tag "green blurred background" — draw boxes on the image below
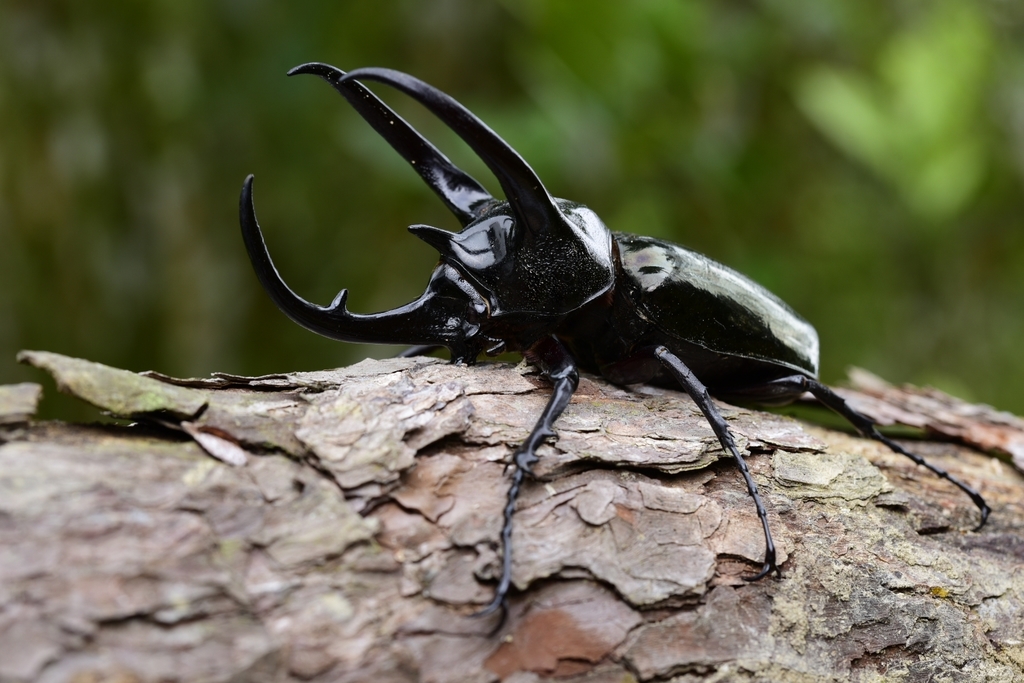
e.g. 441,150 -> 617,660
2,0 -> 1023,420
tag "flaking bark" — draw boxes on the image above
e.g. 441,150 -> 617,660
2,351 -> 1023,682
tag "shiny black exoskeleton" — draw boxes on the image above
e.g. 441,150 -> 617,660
240,63 -> 990,619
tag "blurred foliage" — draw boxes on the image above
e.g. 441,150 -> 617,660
795,0 -> 992,221
1,0 -> 1023,421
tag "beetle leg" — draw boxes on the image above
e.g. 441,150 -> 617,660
654,346 -> 780,581
763,375 -> 990,530
475,336 -> 579,620
397,345 -> 444,358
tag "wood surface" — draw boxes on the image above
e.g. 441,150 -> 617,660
2,351 -> 1023,682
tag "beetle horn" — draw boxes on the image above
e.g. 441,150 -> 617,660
407,224 -> 456,258
336,67 -> 570,244
240,175 -> 468,348
288,62 -> 493,227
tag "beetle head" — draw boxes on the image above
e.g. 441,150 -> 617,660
240,64 -> 614,359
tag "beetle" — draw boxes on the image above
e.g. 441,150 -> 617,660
240,63 -> 990,617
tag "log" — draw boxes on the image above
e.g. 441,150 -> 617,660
1,351 -> 1023,682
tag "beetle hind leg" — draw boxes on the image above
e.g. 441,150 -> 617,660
764,374 -> 990,530
654,346 -> 780,581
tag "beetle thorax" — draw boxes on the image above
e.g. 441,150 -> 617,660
412,200 -> 616,317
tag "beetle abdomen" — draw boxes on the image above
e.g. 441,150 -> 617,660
616,233 -> 820,378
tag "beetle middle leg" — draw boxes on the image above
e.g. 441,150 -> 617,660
654,346 -> 780,581
760,374 -> 990,529
475,336 -> 580,619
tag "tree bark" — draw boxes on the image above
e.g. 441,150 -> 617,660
2,351 -> 1023,682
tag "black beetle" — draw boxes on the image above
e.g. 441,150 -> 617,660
240,63 -> 990,617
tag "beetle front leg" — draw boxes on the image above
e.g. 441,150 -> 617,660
654,346 -> 780,581
475,336 -> 579,620
764,375 -> 990,530
397,344 -> 444,358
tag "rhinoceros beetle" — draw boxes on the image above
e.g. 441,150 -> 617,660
240,63 -> 990,617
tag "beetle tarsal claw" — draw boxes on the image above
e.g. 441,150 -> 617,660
975,501 -> 991,530
743,551 -> 780,582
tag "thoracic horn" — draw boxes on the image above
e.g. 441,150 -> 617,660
287,62 -> 494,227
335,67 -> 576,246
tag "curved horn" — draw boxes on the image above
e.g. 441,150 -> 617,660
337,67 -> 567,243
240,175 -> 468,347
288,62 -> 493,227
